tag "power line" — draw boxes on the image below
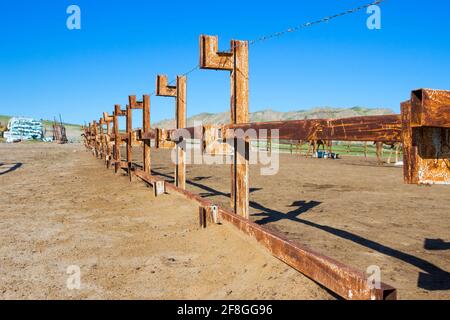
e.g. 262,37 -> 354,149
152,0 -> 385,94
249,0 -> 385,45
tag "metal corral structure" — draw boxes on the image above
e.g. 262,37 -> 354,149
82,35 -> 450,300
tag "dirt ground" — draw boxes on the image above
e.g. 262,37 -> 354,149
145,145 -> 450,300
0,143 -> 332,300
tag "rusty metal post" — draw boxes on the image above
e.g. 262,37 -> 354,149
103,112 -> 113,169
199,35 -> 249,218
92,120 -> 99,158
156,74 -> 187,189
127,96 -> 134,181
401,89 -> 450,184
113,104 -> 122,174
142,94 -> 151,174
176,76 -> 187,189
99,117 -> 105,161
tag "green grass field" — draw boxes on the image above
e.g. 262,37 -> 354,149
253,141 -> 402,158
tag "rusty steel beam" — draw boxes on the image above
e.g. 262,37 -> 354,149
131,101 -> 143,110
134,169 -> 166,197
156,74 -> 187,189
92,120 -> 99,158
156,128 -> 176,149
136,129 -> 157,141
402,89 -> 450,185
113,104 -> 124,174
200,35 -> 249,219
133,170 -> 396,300
175,76 -> 187,189
126,96 -> 134,181
99,117 -> 105,160
103,112 -> 113,169
156,75 -> 177,97
142,95 -> 151,174
167,115 -> 403,144
223,115 -> 402,143
410,88 -> 450,128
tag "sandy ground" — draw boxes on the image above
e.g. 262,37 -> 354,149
0,143 -> 332,300
144,145 -> 450,300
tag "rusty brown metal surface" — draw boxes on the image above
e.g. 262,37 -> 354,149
201,125 -> 232,155
401,101 -> 417,184
156,74 -> 187,189
199,35 -> 233,71
86,55 -> 449,301
126,96 -> 134,180
142,95 -> 151,174
113,104 -> 123,174
156,75 -> 177,97
175,76 -> 187,189
131,170 -> 397,300
137,129 -> 157,141
222,115 -> 402,143
156,128 -> 176,149
411,89 -> 450,128
402,90 -> 450,184
103,112 -> 113,169
199,35 -> 249,219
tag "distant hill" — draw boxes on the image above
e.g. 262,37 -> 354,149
153,107 -> 395,129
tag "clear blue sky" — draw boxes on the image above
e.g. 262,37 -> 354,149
1,0 -> 449,126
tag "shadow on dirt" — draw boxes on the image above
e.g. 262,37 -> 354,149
0,162 -> 22,176
150,168 -> 450,292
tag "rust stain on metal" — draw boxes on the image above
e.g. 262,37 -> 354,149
199,35 -> 249,218
411,89 -> 450,128
156,75 -> 177,97
403,89 -> 450,184
223,115 -> 402,143
142,94 -> 151,174
139,176 -> 396,300
156,74 -> 187,189
113,104 -> 124,174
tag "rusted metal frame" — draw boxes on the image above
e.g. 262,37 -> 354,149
401,100 -> 416,183
167,115 -> 403,144
126,96 -> 135,181
113,104 -> 125,174
86,122 -> 93,152
142,95 -> 152,174
132,170 -> 396,300
92,120 -> 100,158
136,129 -> 157,141
201,125 -> 232,155
199,34 -> 249,219
402,89 -> 450,185
155,128 -> 176,149
99,117 -> 106,162
90,122 -> 95,152
222,115 -> 403,143
131,101 -> 143,110
103,112 -> 114,169
175,76 -> 187,189
134,169 -> 166,197
155,74 -> 187,189
156,75 -> 177,97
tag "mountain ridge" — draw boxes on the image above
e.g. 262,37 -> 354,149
153,106 -> 395,129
